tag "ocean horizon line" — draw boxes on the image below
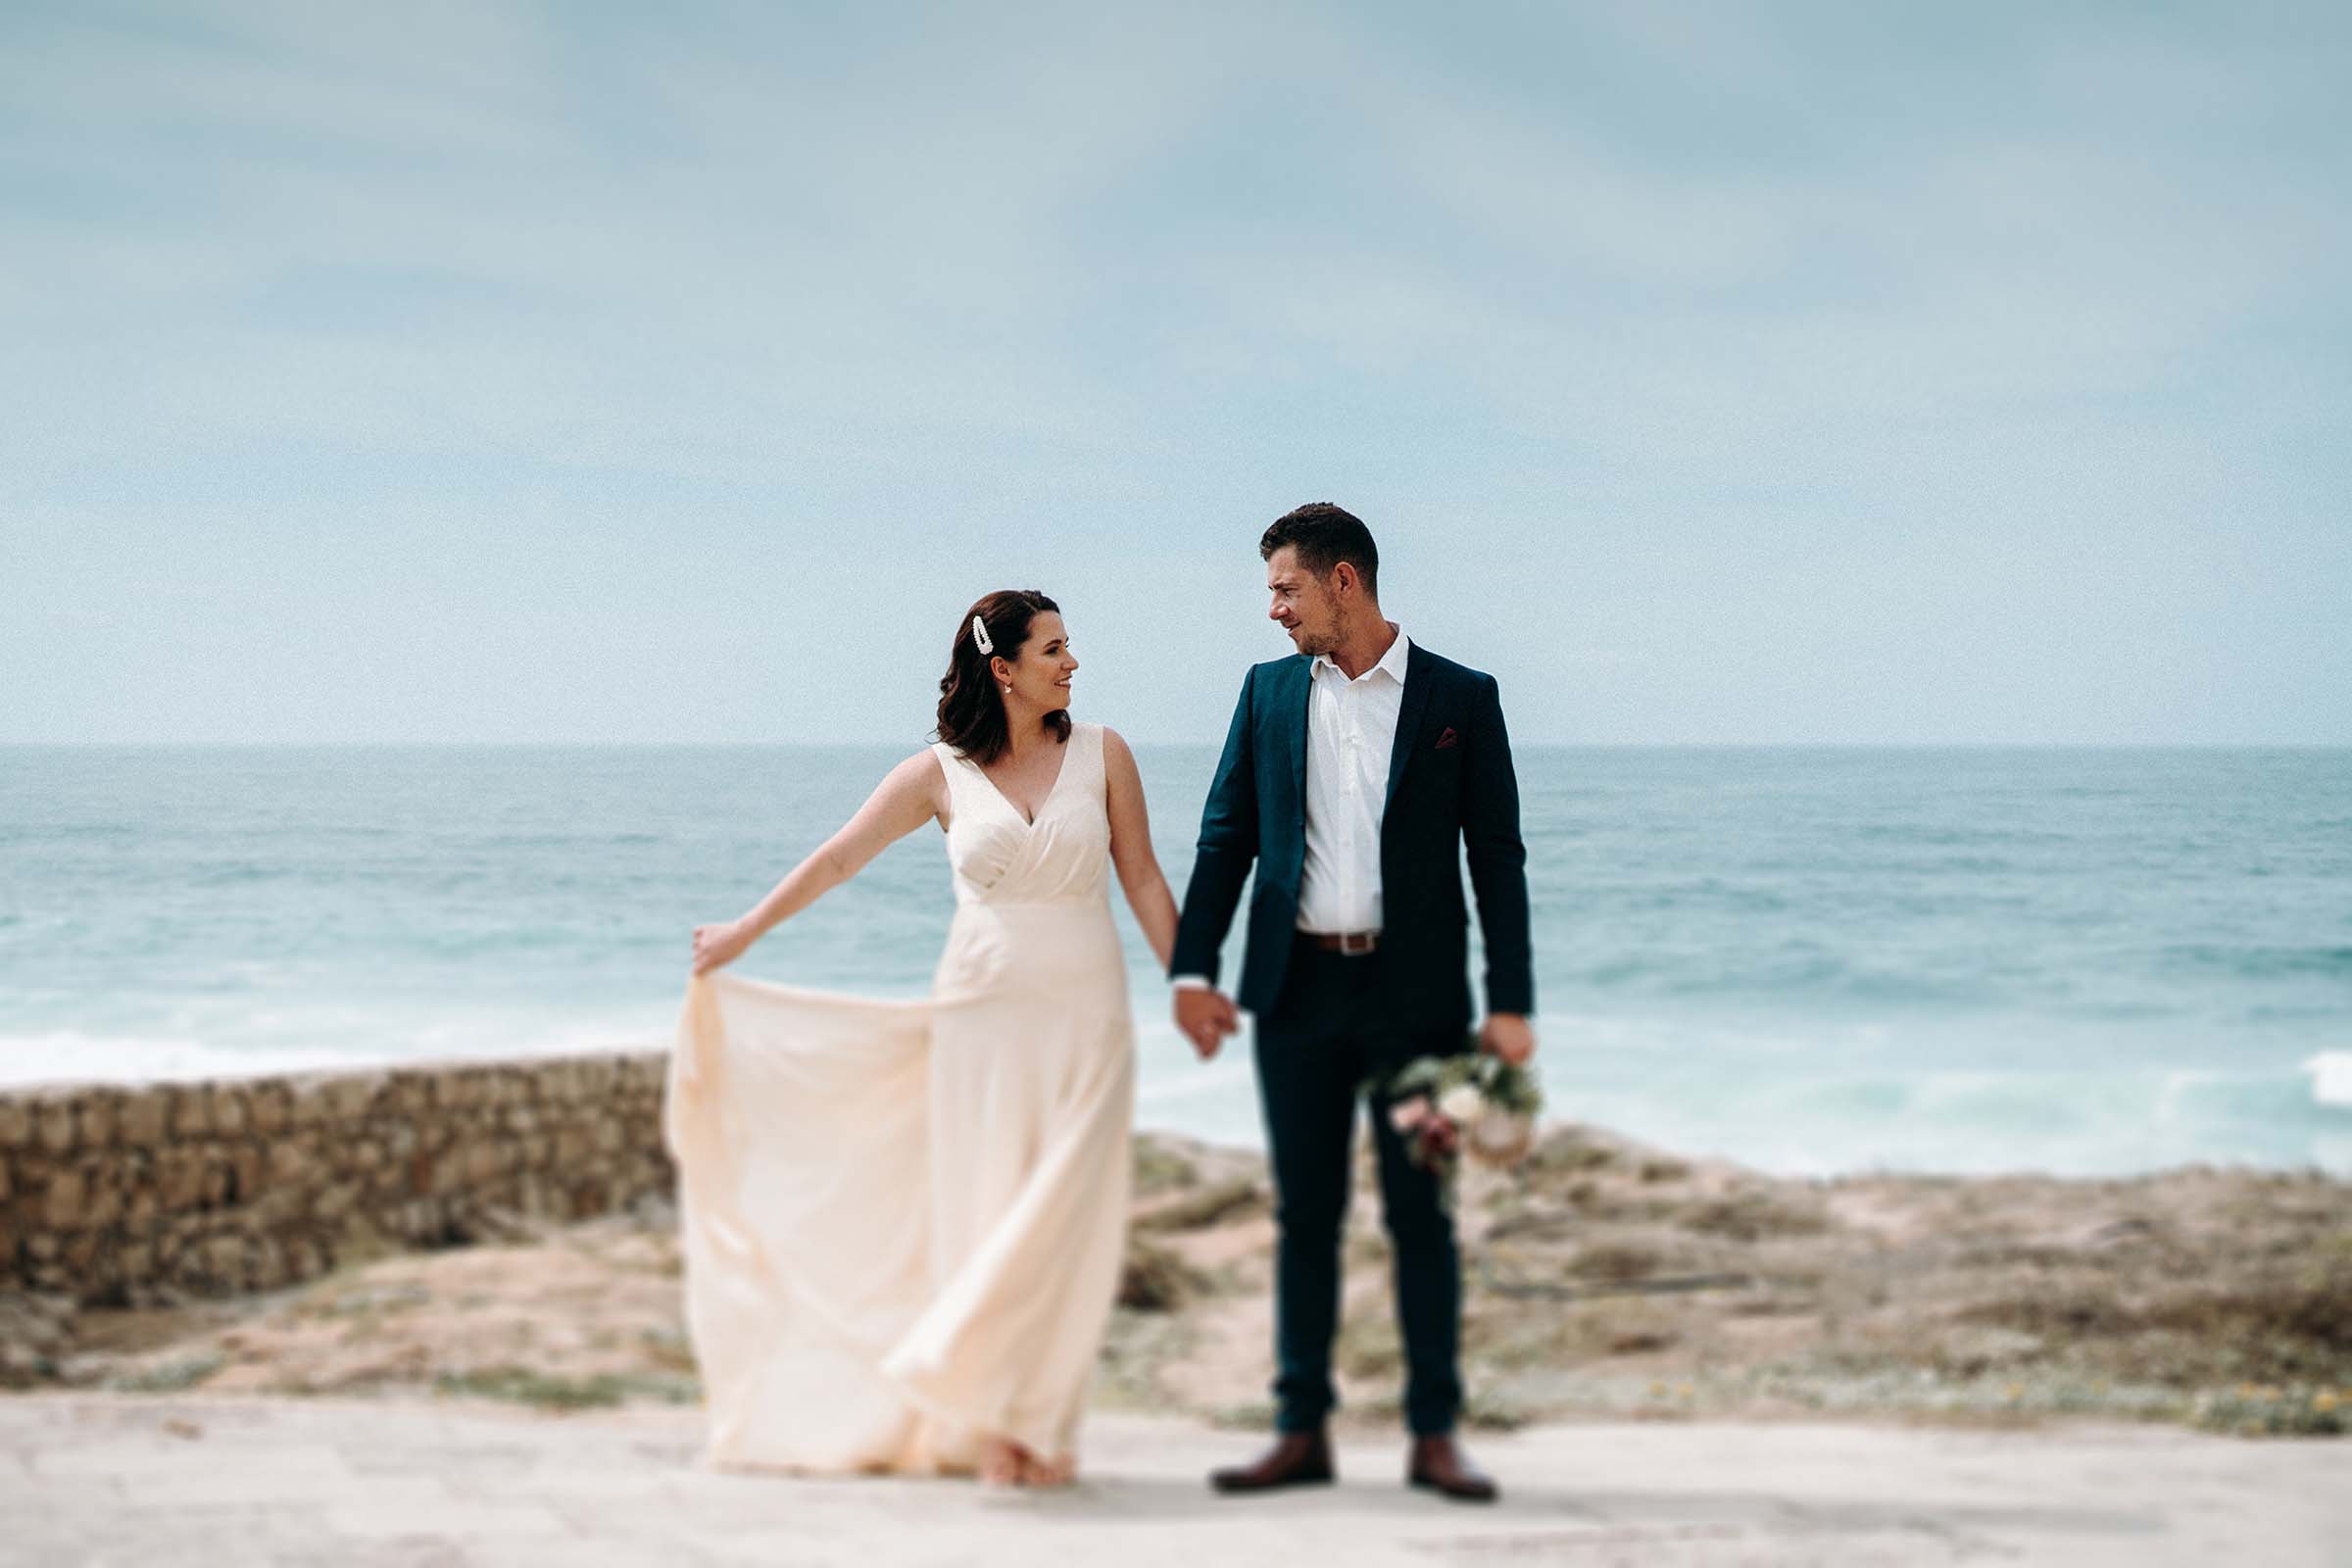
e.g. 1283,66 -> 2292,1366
7,739 -> 2349,753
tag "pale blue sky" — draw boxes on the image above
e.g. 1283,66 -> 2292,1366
3,1 -> 2346,745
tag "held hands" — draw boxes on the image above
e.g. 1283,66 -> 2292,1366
1479,1012 -> 1537,1066
1174,987 -> 1242,1060
690,918 -> 755,976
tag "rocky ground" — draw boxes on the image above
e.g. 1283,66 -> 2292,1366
6,1125 -> 2347,1440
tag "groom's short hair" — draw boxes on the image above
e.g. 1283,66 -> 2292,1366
1261,503 -> 1379,598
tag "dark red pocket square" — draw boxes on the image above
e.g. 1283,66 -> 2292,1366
1436,727 -> 1458,750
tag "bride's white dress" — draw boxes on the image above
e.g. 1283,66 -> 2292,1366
662,720 -> 1136,1474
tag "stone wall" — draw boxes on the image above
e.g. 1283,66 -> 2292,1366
0,1052 -> 675,1309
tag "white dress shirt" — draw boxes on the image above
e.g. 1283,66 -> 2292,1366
1175,626 -> 1410,992
1296,626 -> 1409,933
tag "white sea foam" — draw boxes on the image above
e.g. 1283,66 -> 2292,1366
0,1031 -> 358,1089
2304,1052 -> 2352,1109
0,1025 -> 668,1091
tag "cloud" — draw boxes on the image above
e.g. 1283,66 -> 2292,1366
1,0 -> 2345,742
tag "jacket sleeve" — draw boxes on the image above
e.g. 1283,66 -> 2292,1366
1462,672 -> 1534,1015
1169,665 -> 1260,985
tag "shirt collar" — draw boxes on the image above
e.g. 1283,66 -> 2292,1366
1313,626 -> 1411,686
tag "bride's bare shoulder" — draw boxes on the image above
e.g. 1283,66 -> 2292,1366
882,746 -> 953,797
1097,723 -> 1140,776
879,747 -> 954,828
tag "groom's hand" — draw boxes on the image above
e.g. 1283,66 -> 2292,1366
1480,1012 -> 1537,1066
1174,987 -> 1240,1060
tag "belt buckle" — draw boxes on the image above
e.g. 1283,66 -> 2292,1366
1338,930 -> 1376,956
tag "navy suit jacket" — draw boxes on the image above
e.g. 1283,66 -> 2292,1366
1170,641 -> 1534,1031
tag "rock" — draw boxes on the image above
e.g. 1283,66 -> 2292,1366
118,1087 -> 169,1145
288,1078 -> 337,1130
43,1165 -> 86,1228
50,1353 -> 108,1387
78,1093 -> 120,1148
0,1289 -> 77,1386
1136,1177 -> 1268,1234
77,1162 -> 122,1230
35,1099 -> 77,1156
202,1233 -> 244,1283
316,1182 -> 356,1222
169,1087 -> 212,1139
159,1148 -> 206,1209
231,1145 -> 265,1202
0,1343 -> 55,1386
326,1073 -> 387,1122
1935,1326 -> 2048,1378
1118,1238 -> 1211,1312
271,1136 -> 320,1186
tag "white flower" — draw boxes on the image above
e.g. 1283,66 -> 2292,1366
1438,1084 -> 1485,1124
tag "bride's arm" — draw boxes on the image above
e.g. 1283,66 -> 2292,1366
1103,727 -> 1180,972
690,750 -> 947,974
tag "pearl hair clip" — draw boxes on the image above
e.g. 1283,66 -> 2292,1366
970,614 -> 995,655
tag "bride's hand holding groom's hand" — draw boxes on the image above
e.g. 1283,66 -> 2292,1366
1480,1012 -> 1536,1066
690,918 -> 755,976
1174,987 -> 1241,1060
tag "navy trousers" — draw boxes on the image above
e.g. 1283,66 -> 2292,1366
1251,935 -> 1463,1436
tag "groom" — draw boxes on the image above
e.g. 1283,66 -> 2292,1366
1171,503 -> 1535,1503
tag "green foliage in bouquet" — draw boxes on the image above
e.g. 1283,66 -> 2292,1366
1383,1032 -> 1545,1118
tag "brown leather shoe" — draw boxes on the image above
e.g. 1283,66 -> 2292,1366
1408,1434 -> 1497,1502
1208,1430 -> 1335,1494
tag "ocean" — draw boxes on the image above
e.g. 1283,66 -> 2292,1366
2,744 -> 2346,1177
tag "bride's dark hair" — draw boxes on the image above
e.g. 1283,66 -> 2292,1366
936,590 -> 1070,764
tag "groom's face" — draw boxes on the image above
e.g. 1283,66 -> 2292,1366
1265,546 -> 1339,657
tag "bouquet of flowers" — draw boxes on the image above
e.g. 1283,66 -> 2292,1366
1382,1035 -> 1544,1182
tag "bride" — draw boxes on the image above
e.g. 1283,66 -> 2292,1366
667,589 -> 1180,1490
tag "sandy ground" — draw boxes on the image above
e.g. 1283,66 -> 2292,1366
12,1124 -> 2344,1441
8,1123 -> 2347,1563
4,1391 -> 2345,1567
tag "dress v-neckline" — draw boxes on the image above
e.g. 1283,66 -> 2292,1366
967,736 -> 1071,829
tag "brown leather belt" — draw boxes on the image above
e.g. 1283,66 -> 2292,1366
1300,929 -> 1380,956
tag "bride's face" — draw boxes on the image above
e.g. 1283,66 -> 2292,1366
999,612 -> 1078,716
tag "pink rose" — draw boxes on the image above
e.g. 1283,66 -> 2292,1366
1389,1095 -> 1433,1134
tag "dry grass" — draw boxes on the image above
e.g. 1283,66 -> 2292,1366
13,1129 -> 2348,1441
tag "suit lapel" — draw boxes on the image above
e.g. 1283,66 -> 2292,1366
1285,655 -> 1310,817
1385,642 -> 1438,816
